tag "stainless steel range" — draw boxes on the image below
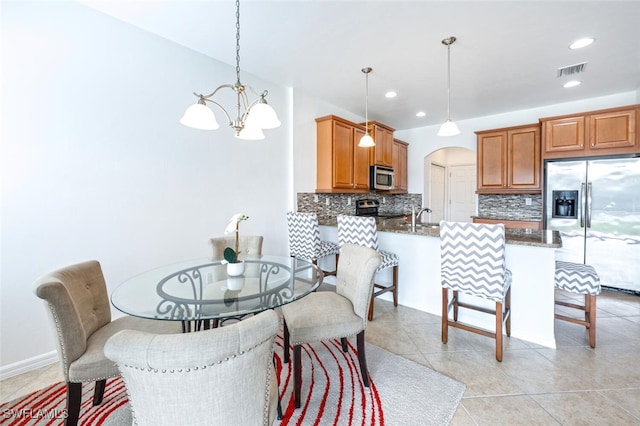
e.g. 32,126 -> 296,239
355,199 -> 406,218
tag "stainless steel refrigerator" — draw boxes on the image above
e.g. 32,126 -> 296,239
545,156 -> 640,294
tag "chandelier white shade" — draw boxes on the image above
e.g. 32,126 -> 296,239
180,0 -> 280,140
180,102 -> 220,130
438,36 -> 461,137
358,67 -> 375,147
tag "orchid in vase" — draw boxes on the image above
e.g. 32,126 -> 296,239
224,213 -> 249,264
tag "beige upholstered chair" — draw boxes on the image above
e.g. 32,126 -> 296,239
104,310 -> 280,426
34,260 -> 181,426
281,243 -> 381,408
209,235 -> 263,260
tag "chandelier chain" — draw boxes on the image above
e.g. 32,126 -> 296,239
235,0 -> 241,85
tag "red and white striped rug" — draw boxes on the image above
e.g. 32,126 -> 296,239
1,337 -> 464,425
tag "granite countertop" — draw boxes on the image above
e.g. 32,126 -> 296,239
471,216 -> 542,222
317,216 -> 561,248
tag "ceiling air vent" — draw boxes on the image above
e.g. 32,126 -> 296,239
557,62 -> 587,78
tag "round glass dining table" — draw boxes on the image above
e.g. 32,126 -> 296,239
111,255 -> 323,327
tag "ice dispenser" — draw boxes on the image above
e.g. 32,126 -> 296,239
552,190 -> 578,219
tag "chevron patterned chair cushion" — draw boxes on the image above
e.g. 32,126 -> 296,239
287,211 -> 339,260
554,261 -> 601,295
440,221 -> 512,303
337,215 -> 399,271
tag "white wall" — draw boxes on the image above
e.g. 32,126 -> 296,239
1,2 -> 291,374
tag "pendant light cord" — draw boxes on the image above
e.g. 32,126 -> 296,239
446,42 -> 451,121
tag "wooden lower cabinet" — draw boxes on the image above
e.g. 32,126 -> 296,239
541,105 -> 639,159
473,217 -> 542,230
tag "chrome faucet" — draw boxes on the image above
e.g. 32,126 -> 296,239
411,206 -> 432,230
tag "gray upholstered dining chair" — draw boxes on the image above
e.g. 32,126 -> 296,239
440,221 -> 512,362
34,260 -> 181,426
104,309 -> 280,426
337,214 -> 399,320
286,211 -> 340,276
281,243 -> 381,408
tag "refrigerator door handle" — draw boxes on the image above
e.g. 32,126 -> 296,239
586,182 -> 592,228
580,182 -> 586,228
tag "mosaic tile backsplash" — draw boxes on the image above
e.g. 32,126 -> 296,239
297,193 -> 422,219
477,194 -> 543,220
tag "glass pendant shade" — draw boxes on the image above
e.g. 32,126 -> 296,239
180,103 -> 219,130
437,119 -> 460,136
236,125 -> 265,140
358,133 -> 375,147
244,100 -> 281,130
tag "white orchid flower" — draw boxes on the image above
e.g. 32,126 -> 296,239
225,213 -> 249,234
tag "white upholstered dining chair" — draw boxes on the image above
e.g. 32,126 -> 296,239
281,243 -> 381,408
34,260 -> 181,426
105,309 -> 280,426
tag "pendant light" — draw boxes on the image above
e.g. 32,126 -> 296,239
438,36 -> 461,137
180,0 -> 280,140
358,67 -> 375,147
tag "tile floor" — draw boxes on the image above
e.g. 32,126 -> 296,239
1,289 -> 639,424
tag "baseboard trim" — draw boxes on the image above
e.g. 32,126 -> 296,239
0,351 -> 59,380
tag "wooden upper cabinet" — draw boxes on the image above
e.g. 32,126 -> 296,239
331,119 -> 356,189
508,126 -> 540,190
316,115 -> 370,193
543,116 -> 585,153
391,139 -> 409,193
589,109 -> 636,150
477,131 -> 507,191
353,126 -> 370,190
364,121 -> 394,167
541,105 -> 639,159
476,124 -> 541,194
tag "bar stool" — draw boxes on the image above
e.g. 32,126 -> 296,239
554,260 -> 601,348
440,221 -> 512,362
337,215 -> 399,320
286,211 -> 340,276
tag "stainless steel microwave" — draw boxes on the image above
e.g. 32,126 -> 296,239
370,165 -> 394,190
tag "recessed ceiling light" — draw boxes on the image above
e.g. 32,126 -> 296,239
569,37 -> 595,49
564,80 -> 581,88
385,91 -> 397,98
416,111 -> 426,117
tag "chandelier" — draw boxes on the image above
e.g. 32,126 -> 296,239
179,0 -> 281,140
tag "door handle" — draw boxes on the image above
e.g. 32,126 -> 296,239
586,182 -> 592,228
580,182 -> 586,228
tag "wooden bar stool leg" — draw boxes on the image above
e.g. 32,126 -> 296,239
452,290 -> 459,322
588,294 -> 597,348
441,288 -> 449,344
505,287 -> 511,337
392,265 -> 398,306
496,301 -> 503,362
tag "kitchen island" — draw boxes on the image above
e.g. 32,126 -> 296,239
318,217 -> 562,349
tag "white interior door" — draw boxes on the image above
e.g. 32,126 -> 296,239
430,163 -> 446,223
449,164 -> 477,222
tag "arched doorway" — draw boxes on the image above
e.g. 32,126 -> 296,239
423,147 -> 476,223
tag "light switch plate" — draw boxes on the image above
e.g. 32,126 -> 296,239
525,197 -> 532,206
